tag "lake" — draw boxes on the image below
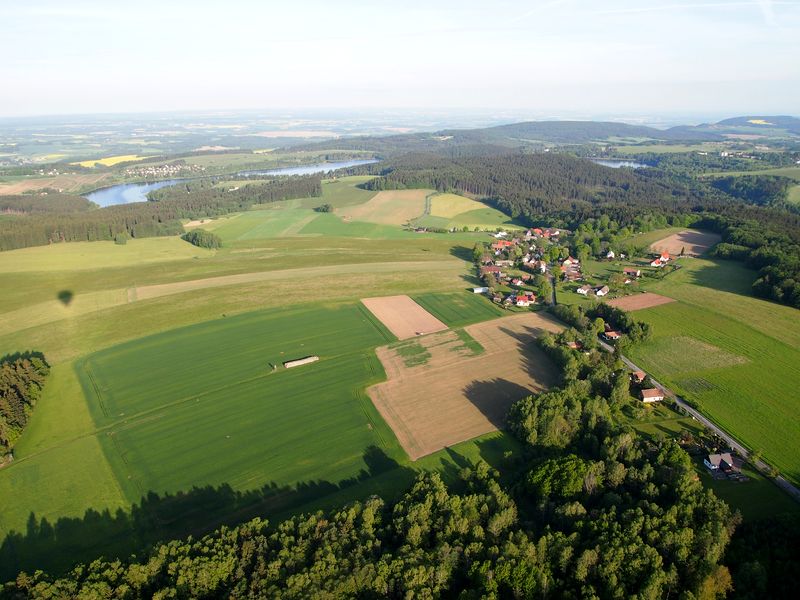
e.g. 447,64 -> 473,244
590,159 -> 649,169
84,158 -> 379,207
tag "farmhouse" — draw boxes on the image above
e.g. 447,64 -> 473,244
515,295 -> 531,307
566,340 -> 584,350
640,388 -> 664,403
650,258 -> 664,268
595,285 -> 610,297
491,240 -> 515,251
603,330 -> 622,341
623,267 -> 641,278
704,452 -> 738,474
481,265 -> 503,276
631,370 -> 646,384
577,284 -> 592,295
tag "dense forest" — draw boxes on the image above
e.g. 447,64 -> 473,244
710,175 -> 794,206
1,328 -> 741,599
0,193 -> 94,215
0,352 -> 49,456
0,176 -> 321,252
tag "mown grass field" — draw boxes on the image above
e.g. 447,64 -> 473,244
629,259 -> 800,486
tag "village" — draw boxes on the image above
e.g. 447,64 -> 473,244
473,225 -> 680,310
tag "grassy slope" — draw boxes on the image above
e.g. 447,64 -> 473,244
628,259 -> 800,485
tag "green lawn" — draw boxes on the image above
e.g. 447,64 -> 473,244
628,260 -> 800,486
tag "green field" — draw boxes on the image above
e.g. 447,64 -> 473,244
411,291 -> 504,327
629,259 -> 800,485
78,303 -> 398,499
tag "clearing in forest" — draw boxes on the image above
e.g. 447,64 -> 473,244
361,295 -> 448,340
606,292 -> 676,311
649,230 -> 721,257
341,190 -> 429,226
369,312 -> 561,460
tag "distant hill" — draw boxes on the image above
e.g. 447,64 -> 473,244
670,115 -> 800,139
288,120 -> 726,156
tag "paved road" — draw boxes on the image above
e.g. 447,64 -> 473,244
598,339 -> 800,504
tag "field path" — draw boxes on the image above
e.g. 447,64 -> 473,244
0,260 -> 459,337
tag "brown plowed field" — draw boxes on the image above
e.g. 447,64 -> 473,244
607,292 -> 676,311
650,230 -> 721,256
369,312 -> 562,460
361,295 -> 448,340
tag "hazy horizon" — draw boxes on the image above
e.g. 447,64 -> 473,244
2,0 -> 799,119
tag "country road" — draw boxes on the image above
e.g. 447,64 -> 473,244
598,339 -> 800,504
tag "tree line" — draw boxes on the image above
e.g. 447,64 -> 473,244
0,176 -> 322,252
0,352 -> 49,456
2,329 -> 741,598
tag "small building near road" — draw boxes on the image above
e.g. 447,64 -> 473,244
602,330 -> 622,341
640,388 -> 664,403
631,370 -> 646,384
704,452 -> 738,474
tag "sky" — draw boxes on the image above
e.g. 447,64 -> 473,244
0,0 -> 798,119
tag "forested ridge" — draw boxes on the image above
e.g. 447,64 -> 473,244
1,330 -> 740,599
0,176 -> 321,252
356,152 -> 725,226
0,353 -> 49,456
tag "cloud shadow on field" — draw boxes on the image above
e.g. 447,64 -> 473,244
0,445 -> 413,582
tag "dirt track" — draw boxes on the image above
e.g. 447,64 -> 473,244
606,292 -> 676,311
369,312 -> 562,460
361,295 -> 448,340
650,230 -> 721,256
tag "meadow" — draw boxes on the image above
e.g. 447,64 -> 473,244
628,258 -> 800,485
414,192 -> 520,230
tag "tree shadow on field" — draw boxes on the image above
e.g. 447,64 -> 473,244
56,290 -> 74,306
463,378 -> 533,429
0,446 -> 412,582
449,245 -> 474,263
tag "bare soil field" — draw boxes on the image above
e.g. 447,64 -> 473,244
606,292 -> 676,311
369,312 -> 562,459
341,190 -> 429,226
0,173 -> 110,195
361,295 -> 448,340
649,230 -> 721,256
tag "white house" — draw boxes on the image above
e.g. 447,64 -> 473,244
640,388 -> 664,403
595,285 -> 610,297
577,284 -> 592,295
515,295 -> 531,307
606,250 -> 615,259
